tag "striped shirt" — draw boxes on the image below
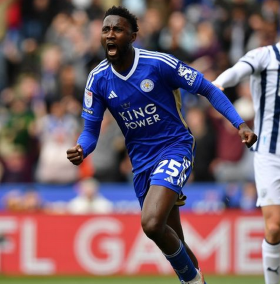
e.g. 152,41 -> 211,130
214,43 -> 280,155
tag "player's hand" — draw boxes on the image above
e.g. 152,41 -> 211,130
238,123 -> 258,148
212,81 -> 224,91
66,144 -> 84,165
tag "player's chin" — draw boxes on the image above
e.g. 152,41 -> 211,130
105,51 -> 119,63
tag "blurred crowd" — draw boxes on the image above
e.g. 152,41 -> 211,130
1,177 -> 116,214
1,178 -> 258,214
0,0 -> 279,205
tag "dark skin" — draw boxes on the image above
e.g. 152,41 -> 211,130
67,14 -> 199,266
67,14 -> 257,267
101,15 -> 136,73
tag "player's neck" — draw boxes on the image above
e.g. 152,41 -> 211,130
112,47 -> 135,73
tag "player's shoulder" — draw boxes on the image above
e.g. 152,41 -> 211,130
138,48 -> 178,69
240,45 -> 271,70
86,59 -> 110,89
243,46 -> 270,60
91,59 -> 111,77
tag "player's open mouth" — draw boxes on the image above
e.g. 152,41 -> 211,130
107,43 -> 117,56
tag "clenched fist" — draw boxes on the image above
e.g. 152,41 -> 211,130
66,144 -> 84,165
238,122 -> 258,148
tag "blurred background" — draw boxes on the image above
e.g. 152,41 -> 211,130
0,0 -> 279,280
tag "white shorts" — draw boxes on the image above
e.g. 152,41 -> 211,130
255,152 -> 280,207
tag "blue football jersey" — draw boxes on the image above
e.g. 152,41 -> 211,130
81,48 -> 203,173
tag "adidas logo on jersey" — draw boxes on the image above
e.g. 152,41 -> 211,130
108,91 -> 118,99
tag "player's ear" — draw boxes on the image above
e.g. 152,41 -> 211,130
131,32 -> 137,43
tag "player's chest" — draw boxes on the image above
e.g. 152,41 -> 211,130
103,75 -> 162,112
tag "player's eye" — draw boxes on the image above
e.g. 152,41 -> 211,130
114,27 -> 123,32
102,27 -> 110,33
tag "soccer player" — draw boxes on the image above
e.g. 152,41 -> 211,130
213,37 -> 280,284
67,6 -> 257,284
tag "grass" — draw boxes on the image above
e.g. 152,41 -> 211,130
0,275 -> 264,284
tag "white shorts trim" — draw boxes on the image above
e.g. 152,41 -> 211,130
255,152 -> 280,207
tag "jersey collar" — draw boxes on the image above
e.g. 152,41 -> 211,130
111,48 -> 139,81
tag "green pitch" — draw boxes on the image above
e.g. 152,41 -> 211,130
0,275 -> 264,284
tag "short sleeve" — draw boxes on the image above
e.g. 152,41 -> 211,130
239,47 -> 270,73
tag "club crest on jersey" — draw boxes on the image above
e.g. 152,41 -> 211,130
121,102 -> 130,109
84,89 -> 93,108
140,79 -> 154,92
178,64 -> 197,86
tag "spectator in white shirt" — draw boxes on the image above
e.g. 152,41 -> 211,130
67,177 -> 113,214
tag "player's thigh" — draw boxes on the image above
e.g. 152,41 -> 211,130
255,152 -> 280,207
142,153 -> 193,225
142,185 -> 178,226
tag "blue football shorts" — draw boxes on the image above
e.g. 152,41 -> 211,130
134,152 -> 193,208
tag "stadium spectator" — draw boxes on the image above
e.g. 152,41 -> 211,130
66,6 -> 257,284
239,181 -> 258,211
67,177 -> 114,214
39,44 -> 63,106
208,109 -> 247,179
90,110 -> 127,182
83,18 -> 105,72
57,63 -> 84,104
2,189 -> 23,212
136,7 -> 163,51
0,146 -> 32,183
119,150 -> 133,182
191,20 -> 221,62
158,10 -> 196,62
35,98 -> 80,184
208,80 -> 255,183
0,74 -> 40,182
185,106 -> 216,182
21,0 -> 57,43
227,3 -> 253,65
21,189 -> 44,212
1,0 -> 23,89
2,188 -> 44,213
86,0 -> 105,20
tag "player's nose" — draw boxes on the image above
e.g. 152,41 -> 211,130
107,28 -> 115,38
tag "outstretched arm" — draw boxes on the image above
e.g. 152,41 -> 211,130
212,61 -> 253,90
197,78 -> 257,148
66,119 -> 102,166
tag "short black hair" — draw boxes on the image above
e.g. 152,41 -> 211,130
104,6 -> 139,33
